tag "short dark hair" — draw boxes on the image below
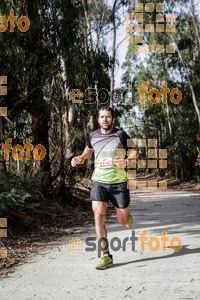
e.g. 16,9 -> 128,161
98,106 -> 115,118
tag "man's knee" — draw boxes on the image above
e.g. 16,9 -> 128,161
94,211 -> 106,224
92,202 -> 107,224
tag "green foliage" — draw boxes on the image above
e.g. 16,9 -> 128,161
0,174 -> 12,191
120,0 -> 200,180
20,172 -> 44,195
0,188 -> 31,212
0,173 -> 43,214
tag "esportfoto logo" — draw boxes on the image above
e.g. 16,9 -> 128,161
68,230 -> 182,257
0,9 -> 30,32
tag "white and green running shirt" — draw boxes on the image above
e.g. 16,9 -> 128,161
87,127 -> 131,184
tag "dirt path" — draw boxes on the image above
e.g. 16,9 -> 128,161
0,189 -> 200,300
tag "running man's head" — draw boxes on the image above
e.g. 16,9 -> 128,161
98,107 -> 115,131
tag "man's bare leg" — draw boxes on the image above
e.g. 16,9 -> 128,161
92,201 -> 113,269
115,205 -> 133,227
92,201 -> 108,241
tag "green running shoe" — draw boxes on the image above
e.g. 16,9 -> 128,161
125,215 -> 133,228
96,254 -> 113,270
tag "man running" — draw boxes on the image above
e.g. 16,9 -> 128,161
71,106 -> 138,270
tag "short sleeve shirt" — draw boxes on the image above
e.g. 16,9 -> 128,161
87,127 -> 131,184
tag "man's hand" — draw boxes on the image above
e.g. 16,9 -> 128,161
71,147 -> 93,167
71,156 -> 85,167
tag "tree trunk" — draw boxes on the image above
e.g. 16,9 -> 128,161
110,0 -> 118,107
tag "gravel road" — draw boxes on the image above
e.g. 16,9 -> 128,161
0,189 -> 200,300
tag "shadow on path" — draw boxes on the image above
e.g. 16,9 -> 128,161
106,190 -> 200,236
107,245 -> 200,270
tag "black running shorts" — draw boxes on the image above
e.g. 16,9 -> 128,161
90,181 -> 130,208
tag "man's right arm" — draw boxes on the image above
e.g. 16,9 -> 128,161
71,146 -> 94,167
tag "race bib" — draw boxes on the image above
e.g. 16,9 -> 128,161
98,160 -> 113,168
